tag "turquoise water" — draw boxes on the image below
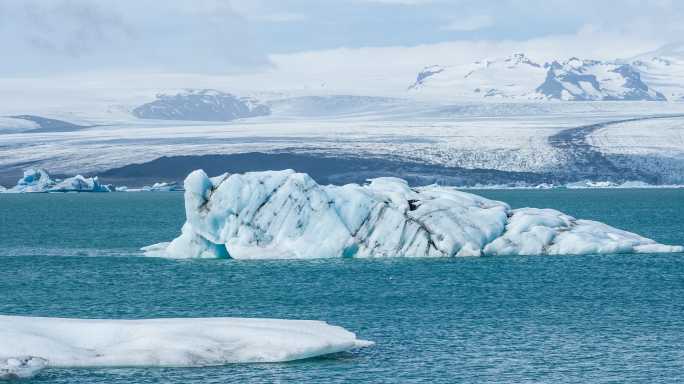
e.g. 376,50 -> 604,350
1,190 -> 684,383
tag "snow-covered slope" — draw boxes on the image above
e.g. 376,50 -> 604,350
409,54 -> 547,100
133,89 -> 271,121
0,315 -> 372,370
631,43 -> 684,101
143,170 -> 682,259
410,54 -> 666,101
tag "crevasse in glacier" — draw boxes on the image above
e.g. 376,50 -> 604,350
143,169 -> 683,259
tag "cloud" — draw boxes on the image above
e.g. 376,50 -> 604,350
0,0 -> 682,78
228,1 -> 307,22
251,12 -> 307,22
18,1 -> 133,58
442,14 -> 493,31
357,0 -> 435,4
0,0 -> 272,75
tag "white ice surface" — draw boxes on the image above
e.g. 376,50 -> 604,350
145,170 -> 682,259
0,357 -> 47,380
588,117 -> 684,157
409,54 -> 547,100
2,93 -> 684,179
586,116 -> 684,183
0,315 -> 372,368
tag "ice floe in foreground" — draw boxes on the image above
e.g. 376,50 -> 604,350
143,170 -> 683,259
0,315 -> 371,372
2,168 -> 110,193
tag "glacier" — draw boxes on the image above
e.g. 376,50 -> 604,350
143,169 -> 682,259
2,168 -> 110,193
0,315 -> 372,371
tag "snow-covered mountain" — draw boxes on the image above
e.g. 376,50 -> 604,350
132,89 -> 271,121
409,53 -> 546,100
410,53 -> 666,101
631,43 -> 684,101
538,58 -> 664,101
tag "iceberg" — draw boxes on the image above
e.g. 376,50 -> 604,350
2,168 -> 110,193
116,181 -> 182,192
144,170 -> 683,259
0,315 -> 372,369
141,181 -> 181,192
0,357 -> 47,380
6,168 -> 54,193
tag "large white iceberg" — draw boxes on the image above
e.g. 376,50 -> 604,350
143,169 -> 683,259
2,168 -> 110,193
0,315 -> 371,370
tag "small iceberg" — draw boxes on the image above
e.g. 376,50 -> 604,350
116,182 -> 182,192
2,168 -> 110,193
144,169 -> 682,259
0,357 -> 47,380
0,315 -> 372,369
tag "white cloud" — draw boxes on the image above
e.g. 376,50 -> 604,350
0,0 -> 272,75
228,1 -> 307,22
442,14 -> 493,31
252,12 -> 307,22
356,0 -> 435,5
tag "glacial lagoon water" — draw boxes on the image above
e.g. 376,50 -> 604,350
1,189 -> 683,383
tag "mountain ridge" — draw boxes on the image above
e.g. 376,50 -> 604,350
410,52 -> 675,101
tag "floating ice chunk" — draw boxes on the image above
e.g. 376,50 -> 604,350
483,208 -> 571,256
49,175 -> 110,193
0,357 -> 47,380
0,316 -> 372,368
483,208 -> 683,256
2,168 -> 110,193
548,219 -> 683,255
115,182 -> 181,192
142,223 -> 228,259
6,168 -> 54,193
142,182 -> 181,192
145,170 -> 683,259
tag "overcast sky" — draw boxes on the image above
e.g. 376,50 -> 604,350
0,0 -> 682,76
